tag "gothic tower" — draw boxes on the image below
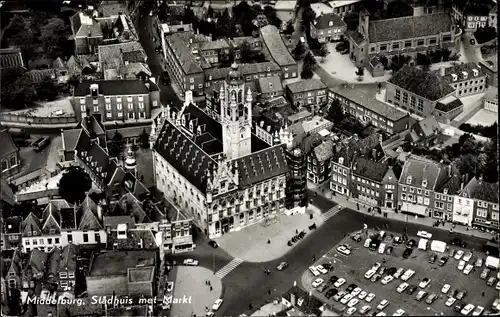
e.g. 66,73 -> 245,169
221,63 -> 252,160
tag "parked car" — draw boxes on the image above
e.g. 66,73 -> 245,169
334,278 -> 346,287
445,297 -> 457,307
208,240 -> 218,248
387,267 -> 397,275
372,262 -> 382,271
463,252 -> 473,262
346,307 -> 357,315
183,259 -> 199,266
438,256 -> 448,266
472,306 -> 485,316
475,257 -> 483,267
333,291 -> 346,301
316,265 -> 328,274
470,38 -> 476,45
351,287 -> 362,297
317,283 -> 328,293
309,266 -> 320,276
340,294 -> 353,304
463,264 -> 474,275
456,290 -> 467,300
378,267 -> 387,275
415,290 -> 428,301
394,268 -> 404,279
348,298 -> 359,308
419,278 -> 431,288
425,293 -> 438,304
401,269 -> 415,281
322,263 -> 334,271
406,239 -> 417,248
451,238 -> 467,248
365,293 -> 376,302
406,285 -> 417,295
312,278 -> 324,288
325,288 -> 339,299
448,249 -> 456,258
358,291 -> 368,299
212,299 -> 223,311
458,260 -> 466,271
359,305 -> 371,315
480,268 -> 491,279
365,269 -> 376,279
396,282 -> 409,293
487,277 -> 497,287
454,303 -> 466,312
337,245 -> 351,255
417,231 -> 432,239
371,274 -> 382,283
346,284 -> 358,293
428,254 -> 437,264
496,281 -> 500,290
364,238 -> 372,248
402,248 -> 413,259
32,137 -> 50,152
455,250 -> 464,260
329,275 -> 339,284
381,275 -> 394,285
461,304 -> 475,315
378,243 -> 386,254
376,312 -> 387,317
352,234 -> 362,242
376,299 -> 389,311
393,236 -> 402,244
441,284 -> 451,294
277,262 -> 288,271
393,309 -> 405,316
386,246 -> 393,255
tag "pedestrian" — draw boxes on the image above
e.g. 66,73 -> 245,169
296,229 -> 299,234
208,281 -> 211,286
205,280 -> 208,285
482,291 -> 485,297
268,239 -> 271,244
466,227 -> 469,231
210,286 -> 213,291
268,289 -> 271,295
205,306 -> 209,311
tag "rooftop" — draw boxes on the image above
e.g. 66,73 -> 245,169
74,79 -> 155,96
89,250 -> 156,277
128,266 -> 154,282
435,96 -> 463,112
313,12 -> 346,29
302,116 -> 332,134
274,0 -> 297,11
313,140 -> 335,162
353,156 -> 389,182
0,131 -> 17,157
165,33 -> 205,74
287,79 -> 327,93
438,62 -> 486,82
16,172 -> 63,195
260,25 -> 296,66
389,66 -> 455,101
257,75 -> 283,94
399,155 -> 442,190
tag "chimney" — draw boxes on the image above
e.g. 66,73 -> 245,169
372,148 -> 377,160
97,201 -> 103,221
290,293 -> 296,306
448,165 -> 451,177
440,66 -> 446,77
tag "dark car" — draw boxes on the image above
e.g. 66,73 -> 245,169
451,289 -> 459,298
448,249 -> 456,257
403,248 -> 413,259
325,288 -> 339,299
454,303 -> 466,312
329,276 -> 339,284
346,283 -> 357,293
323,263 -> 334,271
378,267 -> 387,275
208,240 -> 218,248
406,239 -> 417,248
32,137 -> 50,152
386,246 -> 393,255
387,267 -> 397,275
456,291 -> 467,300
407,285 -> 418,295
352,234 -> 362,242
428,254 -> 437,264
451,238 -> 467,248
438,256 -> 448,266
277,262 -> 288,271
426,293 -> 438,304
470,38 -> 476,45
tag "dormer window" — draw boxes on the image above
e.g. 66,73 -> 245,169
329,21 -> 333,26
406,176 -> 412,184
443,188 -> 448,195
451,74 -> 457,81
422,179 -> 428,187
338,157 -> 344,164
462,71 -> 468,79
473,69 -> 478,76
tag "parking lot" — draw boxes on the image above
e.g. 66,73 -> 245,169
302,230 -> 499,316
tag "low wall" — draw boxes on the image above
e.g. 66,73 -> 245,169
0,113 -> 77,125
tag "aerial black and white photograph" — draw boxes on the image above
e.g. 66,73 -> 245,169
0,0 -> 498,316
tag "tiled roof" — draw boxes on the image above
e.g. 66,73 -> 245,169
313,140 -> 335,162
88,250 -> 156,277
368,13 -> 453,43
4,216 -> 21,234
76,140 -> 117,185
435,164 -> 462,195
77,196 -> 102,230
389,66 -> 455,101
234,144 -> 288,187
257,75 -> 283,94
0,131 -> 18,157
274,0 -> 297,10
205,62 -> 281,80
353,156 -> 389,182
346,29 -> 366,45
470,180 -> 499,203
165,33 -> 204,74
78,115 -> 106,137
42,200 -> 70,234
438,62 -> 486,82
154,121 -> 217,193
200,38 -> 230,51
399,155 -> 441,190
62,129 -> 83,152
22,212 -> 42,236
330,84 -> 408,121
435,95 -> 463,112
313,13 -> 346,29
119,193 -> 152,224
53,57 -> 68,70
415,116 -> 441,137
28,249 -> 48,275
119,62 -> 152,78
59,208 -> 77,230
103,215 -> 136,229
287,79 -> 327,93
60,243 -> 78,272
301,133 -> 323,154
180,103 -> 223,155
98,42 -> 146,70
74,79 -> 151,96
106,229 -> 157,250
45,248 -> 61,283
260,25 -> 296,66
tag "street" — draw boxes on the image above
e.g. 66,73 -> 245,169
168,205 -> 492,317
461,32 -> 483,63
137,4 -> 183,110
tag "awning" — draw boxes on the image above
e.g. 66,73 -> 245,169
401,202 -> 428,216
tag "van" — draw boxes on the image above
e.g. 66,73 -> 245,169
32,137 -> 50,152
8,127 -> 29,139
378,243 -> 386,254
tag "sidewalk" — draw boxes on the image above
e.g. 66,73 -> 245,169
251,302 -> 286,316
309,181 -> 496,241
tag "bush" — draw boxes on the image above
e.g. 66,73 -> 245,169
459,122 -> 498,138
474,26 -> 497,44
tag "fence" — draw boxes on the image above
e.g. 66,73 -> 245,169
0,113 -> 77,125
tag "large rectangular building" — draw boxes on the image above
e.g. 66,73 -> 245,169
259,25 -> 298,79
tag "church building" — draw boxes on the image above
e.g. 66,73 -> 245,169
151,63 -> 296,237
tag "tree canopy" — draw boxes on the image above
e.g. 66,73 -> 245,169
292,41 -> 306,60
58,166 -> 92,204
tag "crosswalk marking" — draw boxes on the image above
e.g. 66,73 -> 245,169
320,205 -> 343,221
215,258 -> 244,279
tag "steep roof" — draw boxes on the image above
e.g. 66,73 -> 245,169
0,130 -> 18,157
287,79 -> 327,93
260,25 -> 296,66
257,75 -> 283,94
77,195 -> 102,230
313,140 -> 335,162
438,62 -> 486,82
435,95 -> 463,112
435,164 -> 462,195
330,84 -> 408,121
234,145 -> 288,187
62,129 -> 83,152
313,12 -> 346,29
74,80 -> 151,96
165,33 -> 204,74
353,156 -> 389,182
389,66 -> 455,101
205,62 -> 280,81
399,155 -> 441,190
415,116 -> 441,137
466,179 -> 499,203
368,13 -> 453,43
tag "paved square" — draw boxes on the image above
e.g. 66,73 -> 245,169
302,232 -> 497,315
466,109 -> 498,126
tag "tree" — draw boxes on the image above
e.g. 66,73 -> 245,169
301,64 -> 314,79
207,5 -> 214,18
239,41 -> 254,63
216,8 -> 233,39
318,44 -> 329,63
385,0 -> 413,19
483,136 -> 498,182
140,129 -> 150,149
303,51 -> 317,69
182,6 -> 196,25
40,17 -> 71,59
35,77 -> 58,101
263,5 -> 282,28
355,66 -> 365,81
292,41 -> 306,60
0,68 -> 36,109
379,56 -> 389,69
301,5 -> 316,35
343,11 -> 359,31
284,20 -> 295,35
390,55 -> 410,73
327,99 -> 344,123
109,131 -> 124,157
58,166 -> 92,204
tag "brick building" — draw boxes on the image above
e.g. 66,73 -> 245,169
260,25 -> 298,79
310,13 -> 347,42
286,79 -> 328,107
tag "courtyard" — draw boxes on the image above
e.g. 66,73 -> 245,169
302,231 -> 498,316
466,109 -> 498,126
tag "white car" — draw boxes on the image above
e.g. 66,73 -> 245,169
472,306 -> 485,316
445,297 -> 456,307
463,264 -> 474,275
417,231 -> 432,239
441,284 -> 450,294
309,266 -> 320,276
341,294 -> 353,304
183,259 -> 199,266
364,238 -> 372,248
461,304 -> 475,315
393,268 -> 404,279
377,299 -> 389,311
346,307 -> 357,316
365,269 -> 376,279
360,305 -> 371,315
348,298 -> 359,308
454,250 -> 464,260
381,275 -> 394,285
496,281 -> 500,290
212,299 -> 223,311
376,313 -> 387,317
458,260 -> 466,271
372,262 -> 382,271
358,291 -> 368,299
206,312 -> 214,317
337,245 -> 351,255
351,287 -> 362,297
334,278 -> 346,287
475,257 -> 483,267
316,265 -> 328,274
401,269 -> 415,281
312,278 -> 324,288
463,252 -> 473,262
393,309 -> 405,316
419,278 -> 431,288
378,243 -> 386,254
365,293 -> 376,303
396,282 -> 409,293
